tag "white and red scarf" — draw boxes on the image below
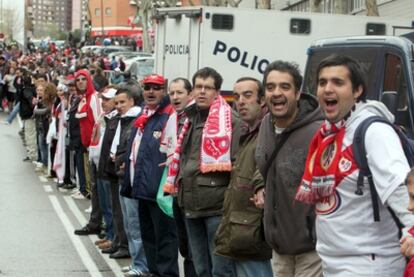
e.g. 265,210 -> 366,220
163,96 -> 232,194
295,120 -> 346,204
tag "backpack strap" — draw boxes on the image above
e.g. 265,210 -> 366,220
352,116 -> 391,222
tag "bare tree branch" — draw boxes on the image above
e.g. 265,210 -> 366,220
366,0 -> 379,16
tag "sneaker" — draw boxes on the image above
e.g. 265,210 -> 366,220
22,157 -> 31,162
85,205 -> 92,213
121,266 -> 133,273
1,121 -> 9,125
58,183 -> 76,192
71,191 -> 87,200
124,269 -> 146,276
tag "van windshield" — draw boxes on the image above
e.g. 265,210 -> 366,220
302,47 -> 380,99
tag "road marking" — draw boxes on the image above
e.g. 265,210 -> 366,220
43,185 -> 53,193
39,175 -> 48,183
49,195 -> 103,277
63,196 -> 124,276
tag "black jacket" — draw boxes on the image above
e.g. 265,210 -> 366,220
19,86 -> 36,120
67,96 -> 83,151
97,114 -> 120,182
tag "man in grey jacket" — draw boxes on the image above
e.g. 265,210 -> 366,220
254,60 -> 323,277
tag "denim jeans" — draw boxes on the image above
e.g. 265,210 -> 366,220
235,260 -> 273,277
6,102 -> 20,124
185,216 -> 235,277
97,178 -> 114,241
119,189 -> 148,272
37,131 -> 48,165
74,149 -> 87,195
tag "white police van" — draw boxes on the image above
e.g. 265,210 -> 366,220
153,6 -> 413,98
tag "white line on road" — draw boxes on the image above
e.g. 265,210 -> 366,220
43,185 -> 53,193
63,196 -> 124,276
49,195 -> 103,277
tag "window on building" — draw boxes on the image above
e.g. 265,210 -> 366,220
105,8 -> 112,16
95,8 -> 100,16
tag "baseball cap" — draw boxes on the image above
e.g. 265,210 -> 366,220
142,74 -> 165,85
101,88 -> 117,99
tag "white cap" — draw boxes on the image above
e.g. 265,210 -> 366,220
101,88 -> 117,99
114,67 -> 121,72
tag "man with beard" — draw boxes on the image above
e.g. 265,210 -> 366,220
255,61 -> 323,277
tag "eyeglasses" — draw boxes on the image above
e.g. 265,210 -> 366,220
143,84 -> 164,91
194,84 -> 216,92
76,77 -> 87,82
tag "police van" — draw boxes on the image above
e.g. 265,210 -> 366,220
153,6 -> 413,98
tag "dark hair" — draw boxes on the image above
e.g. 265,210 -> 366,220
192,67 -> 223,91
316,54 -> 367,102
116,86 -> 140,106
171,77 -> 192,93
235,76 -> 264,103
263,60 -> 302,92
35,73 -> 47,81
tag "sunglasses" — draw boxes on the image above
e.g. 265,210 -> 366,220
143,84 -> 164,91
76,77 -> 87,82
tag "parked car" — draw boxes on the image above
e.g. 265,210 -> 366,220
93,46 -> 132,56
124,55 -> 154,71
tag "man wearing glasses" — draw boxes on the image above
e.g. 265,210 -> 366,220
121,74 -> 179,277
172,67 -> 241,276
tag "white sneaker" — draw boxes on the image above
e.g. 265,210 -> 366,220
71,191 -> 86,200
85,205 -> 92,213
121,266 -> 132,273
1,121 -> 9,125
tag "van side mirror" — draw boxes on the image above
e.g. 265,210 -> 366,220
381,91 -> 398,115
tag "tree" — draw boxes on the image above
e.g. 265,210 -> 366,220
310,0 -> 323,12
257,0 -> 271,9
1,8 -> 24,41
366,0 -> 379,16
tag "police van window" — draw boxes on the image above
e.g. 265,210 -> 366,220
383,54 -> 413,132
212,14 -> 234,30
290,19 -> 311,34
366,23 -> 386,35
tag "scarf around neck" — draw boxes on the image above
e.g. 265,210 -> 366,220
163,96 -> 232,194
295,120 -> 346,204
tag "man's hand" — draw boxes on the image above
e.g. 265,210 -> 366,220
250,188 -> 265,209
400,236 -> 414,257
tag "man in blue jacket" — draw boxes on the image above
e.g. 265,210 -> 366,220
121,74 -> 179,277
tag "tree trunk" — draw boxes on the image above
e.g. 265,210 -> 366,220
333,0 -> 347,14
366,0 -> 379,16
310,0 -> 323,13
257,0 -> 271,9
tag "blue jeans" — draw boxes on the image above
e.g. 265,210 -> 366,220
6,102 -> 20,124
185,216 -> 235,277
235,260 -> 273,277
37,132 -> 48,165
119,190 -> 148,272
97,178 -> 114,241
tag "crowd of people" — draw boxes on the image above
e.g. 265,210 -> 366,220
2,42 -> 414,277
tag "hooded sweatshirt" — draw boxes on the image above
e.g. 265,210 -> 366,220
75,69 -> 102,148
255,93 -> 323,255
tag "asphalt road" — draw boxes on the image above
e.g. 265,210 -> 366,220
0,113 -> 131,277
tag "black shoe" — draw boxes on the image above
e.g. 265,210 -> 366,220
74,225 -> 101,236
97,231 -> 106,239
22,157 -> 30,162
102,246 -> 118,254
109,249 -> 130,259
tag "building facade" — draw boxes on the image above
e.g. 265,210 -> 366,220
30,0 -> 72,38
88,0 -> 140,37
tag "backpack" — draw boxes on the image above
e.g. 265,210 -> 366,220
352,116 -> 414,236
